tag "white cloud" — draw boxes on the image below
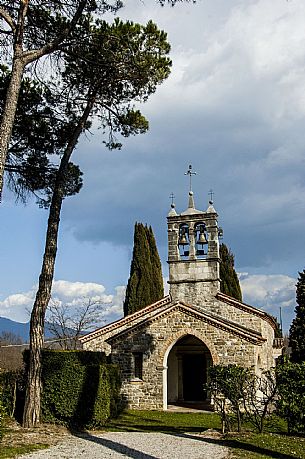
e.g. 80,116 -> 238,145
101,285 -> 125,320
0,280 -> 125,324
51,280 -> 113,303
0,287 -> 37,322
240,273 -> 296,331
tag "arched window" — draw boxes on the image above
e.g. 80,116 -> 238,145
195,222 -> 208,259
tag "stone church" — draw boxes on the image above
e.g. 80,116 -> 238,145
80,190 -> 282,410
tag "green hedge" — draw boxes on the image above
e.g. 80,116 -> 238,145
276,361 -> 305,434
0,370 -> 24,418
0,351 -> 121,428
0,393 -> 6,442
27,350 -> 121,428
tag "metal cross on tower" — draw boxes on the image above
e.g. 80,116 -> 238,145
169,192 -> 175,205
184,164 -> 197,192
208,189 -> 214,204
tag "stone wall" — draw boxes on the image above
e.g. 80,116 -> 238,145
109,308 -> 260,410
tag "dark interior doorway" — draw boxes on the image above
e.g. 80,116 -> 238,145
183,354 -> 206,401
167,334 -> 212,406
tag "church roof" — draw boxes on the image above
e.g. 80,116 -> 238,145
80,293 -> 272,346
105,300 -> 266,346
216,292 -> 277,329
79,295 -> 172,344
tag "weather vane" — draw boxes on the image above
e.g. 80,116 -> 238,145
169,192 -> 175,205
184,164 -> 197,192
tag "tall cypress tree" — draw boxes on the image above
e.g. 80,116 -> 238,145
289,269 -> 305,362
219,243 -> 242,302
147,225 -> 164,302
124,223 -> 164,316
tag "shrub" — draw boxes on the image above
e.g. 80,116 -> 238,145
276,361 -> 305,434
208,365 -> 278,434
0,369 -> 24,417
25,350 -> 121,428
208,364 -> 250,433
0,395 -> 6,442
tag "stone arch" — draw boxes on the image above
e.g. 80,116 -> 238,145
160,328 -> 219,410
159,328 -> 219,368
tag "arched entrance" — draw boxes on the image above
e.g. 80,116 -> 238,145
166,335 -> 212,408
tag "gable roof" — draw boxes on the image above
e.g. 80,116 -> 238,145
216,292 -> 277,329
105,300 -> 266,345
80,291 -> 276,346
79,295 -> 171,344
80,293 -> 267,346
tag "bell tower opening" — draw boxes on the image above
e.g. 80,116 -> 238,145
178,223 -> 190,257
195,222 -> 208,259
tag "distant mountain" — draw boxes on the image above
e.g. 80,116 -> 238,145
0,317 -> 30,342
0,317 -> 58,343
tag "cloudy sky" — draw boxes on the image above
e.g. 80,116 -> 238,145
1,0 -> 305,332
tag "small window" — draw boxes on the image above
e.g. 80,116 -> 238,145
133,352 -> 143,379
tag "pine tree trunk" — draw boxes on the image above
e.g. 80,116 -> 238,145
22,94 -> 96,428
0,57 -> 25,198
22,176 -> 64,427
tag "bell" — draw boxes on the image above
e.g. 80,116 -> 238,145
197,229 -> 208,245
178,232 -> 188,246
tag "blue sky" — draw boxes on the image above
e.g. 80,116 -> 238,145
1,0 -> 305,332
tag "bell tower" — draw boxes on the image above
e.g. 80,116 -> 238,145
167,172 -> 220,305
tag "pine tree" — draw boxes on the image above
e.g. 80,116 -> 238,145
219,243 -> 242,301
289,269 -> 305,362
124,223 -> 164,316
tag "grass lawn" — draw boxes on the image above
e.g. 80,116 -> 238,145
105,409 -> 221,433
224,432 -> 305,459
0,445 -> 48,459
0,419 -> 67,459
106,410 -> 305,459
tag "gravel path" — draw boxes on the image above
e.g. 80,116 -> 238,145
19,431 -> 230,459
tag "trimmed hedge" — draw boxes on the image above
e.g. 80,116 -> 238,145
24,350 -> 121,428
0,369 -> 24,417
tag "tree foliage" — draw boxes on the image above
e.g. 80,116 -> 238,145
208,365 -> 278,434
219,243 -> 242,301
0,0 -> 180,196
0,1 -> 124,196
0,395 -> 5,441
276,361 -> 305,434
124,223 -> 164,316
23,19 -> 171,427
208,364 -> 249,433
289,269 -> 305,363
0,66 -> 82,204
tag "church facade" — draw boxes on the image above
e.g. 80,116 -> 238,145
80,191 -> 282,410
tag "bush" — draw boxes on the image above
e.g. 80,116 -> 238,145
27,350 -> 121,428
208,365 -> 278,434
276,361 -> 305,434
0,369 -> 24,417
0,395 -> 6,442
208,364 -> 250,433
